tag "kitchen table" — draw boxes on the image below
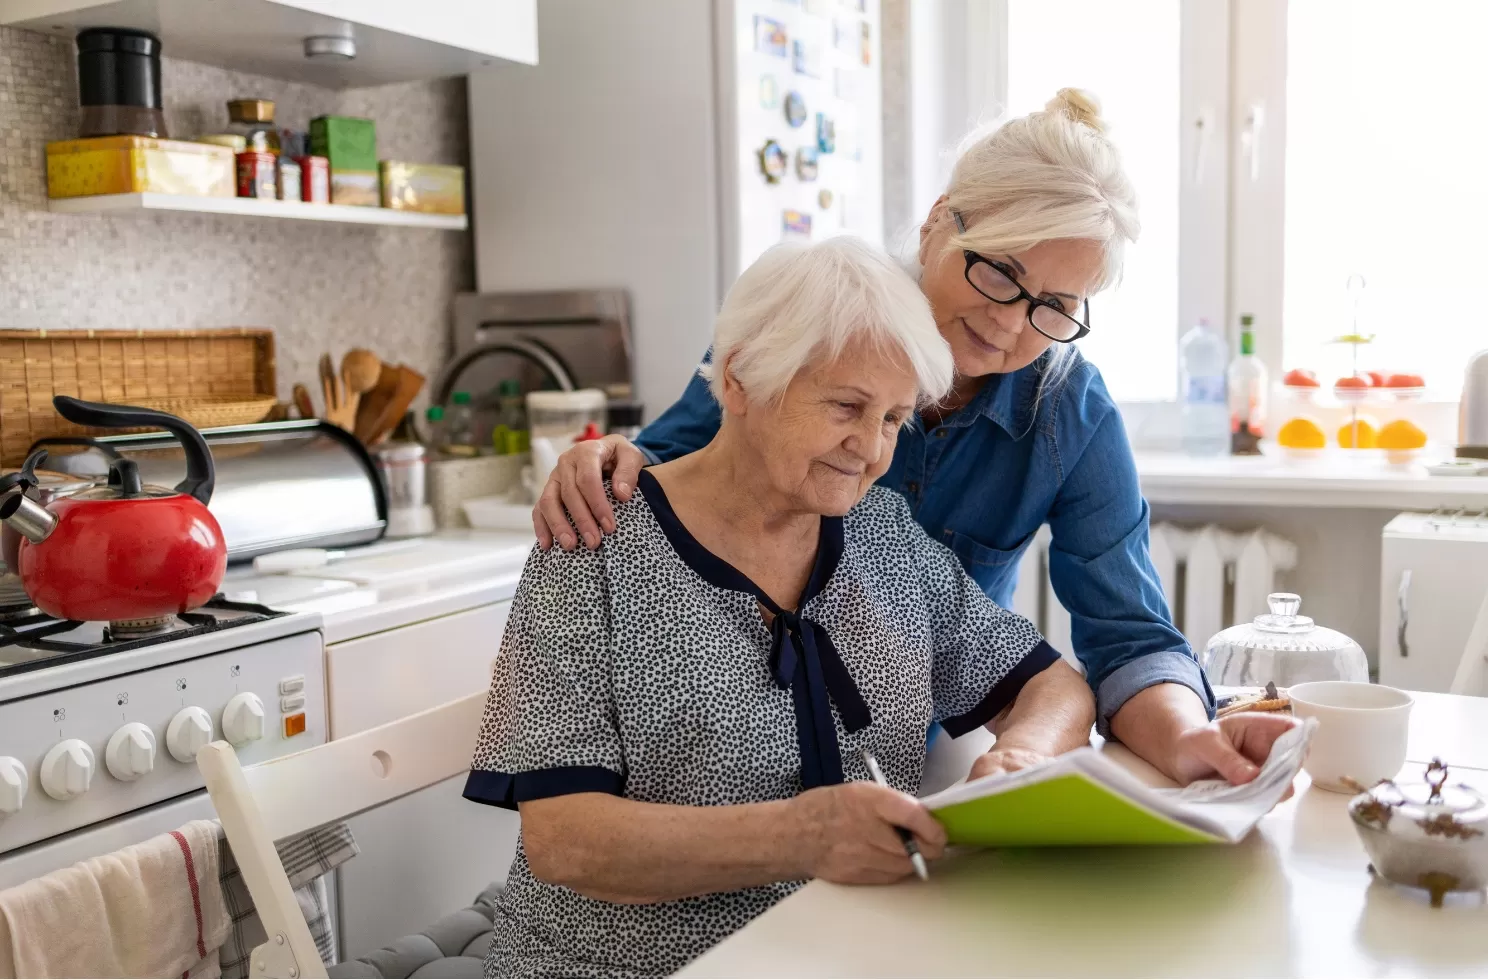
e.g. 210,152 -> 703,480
680,691 -> 1488,978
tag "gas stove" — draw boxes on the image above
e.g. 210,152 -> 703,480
0,598 -> 285,679
0,590 -> 325,867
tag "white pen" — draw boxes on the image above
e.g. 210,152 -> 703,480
858,747 -> 929,881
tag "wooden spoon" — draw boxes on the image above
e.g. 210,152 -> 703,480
319,352 -> 356,431
291,383 -> 315,420
340,348 -> 382,422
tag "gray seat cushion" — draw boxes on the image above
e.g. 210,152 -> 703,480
328,884 -> 502,979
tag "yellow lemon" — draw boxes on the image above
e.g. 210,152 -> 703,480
1278,416 -> 1327,449
1377,419 -> 1427,450
1337,416 -> 1379,449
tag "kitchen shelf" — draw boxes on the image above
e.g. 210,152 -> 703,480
47,193 -> 469,230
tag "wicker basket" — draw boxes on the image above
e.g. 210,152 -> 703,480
0,328 -> 276,466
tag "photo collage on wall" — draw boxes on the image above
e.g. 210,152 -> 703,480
749,0 -> 873,247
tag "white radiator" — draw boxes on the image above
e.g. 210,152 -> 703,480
1011,523 -> 1298,663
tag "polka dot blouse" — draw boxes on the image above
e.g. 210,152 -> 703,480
465,470 -> 1059,978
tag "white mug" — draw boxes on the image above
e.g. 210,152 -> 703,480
1288,681 -> 1414,793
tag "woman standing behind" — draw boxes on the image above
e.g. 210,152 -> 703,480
535,89 -> 1295,786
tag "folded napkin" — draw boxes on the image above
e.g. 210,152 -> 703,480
0,819 -> 229,978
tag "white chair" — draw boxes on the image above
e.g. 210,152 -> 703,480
1449,587 -> 1488,697
197,693 -> 487,980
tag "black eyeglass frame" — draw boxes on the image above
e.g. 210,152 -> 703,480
951,210 -> 1092,343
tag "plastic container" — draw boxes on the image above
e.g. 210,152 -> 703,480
1179,318 -> 1229,457
443,392 -> 479,457
1203,592 -> 1369,688
491,379 -> 530,456
374,442 -> 435,538
526,389 -> 607,444
423,405 -> 446,449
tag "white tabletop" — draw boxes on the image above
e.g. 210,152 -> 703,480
681,691 -> 1488,978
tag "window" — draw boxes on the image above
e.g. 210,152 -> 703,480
1281,0 -> 1487,392
1006,0 -> 1182,401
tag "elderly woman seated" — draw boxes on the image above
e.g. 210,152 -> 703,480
463,237 -> 1096,978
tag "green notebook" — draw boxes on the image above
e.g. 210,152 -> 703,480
921,719 -> 1316,847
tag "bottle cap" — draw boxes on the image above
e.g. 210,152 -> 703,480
573,422 -> 604,443
498,379 -> 521,396
451,391 -> 472,405
426,405 -> 444,421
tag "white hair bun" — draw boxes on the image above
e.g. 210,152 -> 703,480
1045,87 -> 1106,134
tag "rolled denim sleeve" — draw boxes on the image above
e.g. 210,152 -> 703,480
633,354 -> 722,465
1046,394 -> 1215,736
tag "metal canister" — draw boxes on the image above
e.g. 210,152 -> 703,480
374,442 -> 427,510
277,156 -> 302,202
298,155 -> 330,204
235,151 -> 276,198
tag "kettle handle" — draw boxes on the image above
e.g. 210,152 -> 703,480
51,396 -> 215,505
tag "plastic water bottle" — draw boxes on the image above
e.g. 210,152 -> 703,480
1179,318 -> 1229,456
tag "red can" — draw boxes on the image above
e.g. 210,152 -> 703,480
297,155 -> 330,204
236,151 -> 276,199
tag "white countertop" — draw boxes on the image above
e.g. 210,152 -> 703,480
1136,450 -> 1488,509
222,530 -> 535,644
682,691 -> 1488,978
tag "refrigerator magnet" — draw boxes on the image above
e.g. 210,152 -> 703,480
795,146 -> 819,182
754,15 -> 788,58
816,113 -> 837,154
833,18 -> 858,56
757,140 -> 789,184
793,39 -> 824,78
834,67 -> 860,100
759,74 -> 780,110
782,209 -> 813,239
818,188 -> 834,209
784,91 -> 808,128
860,22 -> 872,65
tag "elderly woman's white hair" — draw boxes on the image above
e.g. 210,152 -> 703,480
700,236 -> 954,408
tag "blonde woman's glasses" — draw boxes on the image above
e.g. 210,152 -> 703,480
951,211 -> 1091,343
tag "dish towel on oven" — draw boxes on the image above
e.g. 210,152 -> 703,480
0,818 -> 228,978
218,822 -> 359,979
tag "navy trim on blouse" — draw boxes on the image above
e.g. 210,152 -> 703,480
939,639 -> 1063,738
637,469 -> 870,789
462,766 -> 625,811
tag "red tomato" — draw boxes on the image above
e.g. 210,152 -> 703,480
1284,369 -> 1320,387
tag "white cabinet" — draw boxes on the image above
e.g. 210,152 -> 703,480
1379,514 -> 1488,694
325,600 -> 520,959
0,0 -> 537,87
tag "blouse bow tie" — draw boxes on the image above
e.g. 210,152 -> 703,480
769,610 -> 872,789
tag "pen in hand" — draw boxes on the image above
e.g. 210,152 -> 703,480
858,747 -> 930,881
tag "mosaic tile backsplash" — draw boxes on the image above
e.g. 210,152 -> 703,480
0,25 -> 473,405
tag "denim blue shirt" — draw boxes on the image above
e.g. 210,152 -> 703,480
635,349 -> 1215,735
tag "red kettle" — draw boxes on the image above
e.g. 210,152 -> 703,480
0,396 -> 227,626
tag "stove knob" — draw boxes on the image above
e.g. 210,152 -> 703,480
166,707 -> 214,763
40,739 -> 95,801
0,757 -> 28,814
222,693 -> 266,747
105,723 -> 157,781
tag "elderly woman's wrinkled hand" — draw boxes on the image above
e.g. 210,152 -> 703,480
788,781 -> 947,885
1169,711 -> 1302,788
967,746 -> 1054,781
532,434 -> 648,551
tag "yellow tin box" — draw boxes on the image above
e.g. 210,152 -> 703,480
379,161 -> 466,215
46,136 -> 235,199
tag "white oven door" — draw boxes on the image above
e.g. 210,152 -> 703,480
0,793 -> 215,891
